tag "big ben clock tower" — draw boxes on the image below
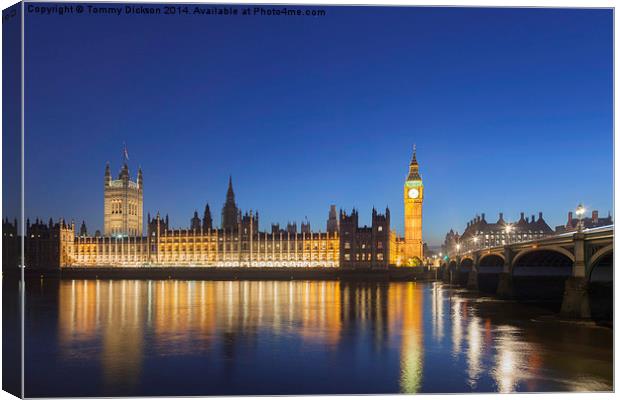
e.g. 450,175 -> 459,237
404,145 -> 423,263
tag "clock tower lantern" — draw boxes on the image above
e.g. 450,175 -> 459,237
404,145 -> 423,263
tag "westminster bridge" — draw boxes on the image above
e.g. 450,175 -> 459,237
440,225 -> 613,320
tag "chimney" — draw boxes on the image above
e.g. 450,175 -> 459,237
568,211 -> 573,226
592,210 -> 599,223
538,212 -> 543,221
499,212 -> 504,222
481,213 -> 486,221
531,214 -> 535,223
520,212 -> 525,220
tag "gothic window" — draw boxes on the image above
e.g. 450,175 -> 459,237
378,226 -> 383,232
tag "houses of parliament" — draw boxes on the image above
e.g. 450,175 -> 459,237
8,148 -> 426,270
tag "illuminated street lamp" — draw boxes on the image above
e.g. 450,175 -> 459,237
472,236 -> 479,249
504,224 -> 512,245
576,203 -> 586,232
456,243 -> 461,254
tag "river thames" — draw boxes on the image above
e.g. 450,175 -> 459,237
19,279 -> 612,396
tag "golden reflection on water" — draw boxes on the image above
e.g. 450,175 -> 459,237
388,283 -> 424,393
55,280 -> 611,394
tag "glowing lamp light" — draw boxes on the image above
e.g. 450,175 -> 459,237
576,203 -> 586,218
576,203 -> 586,232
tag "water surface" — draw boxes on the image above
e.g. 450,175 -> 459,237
22,279 -> 612,396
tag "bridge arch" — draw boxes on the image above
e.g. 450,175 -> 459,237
456,257 -> 474,286
588,246 -> 612,324
476,253 -> 504,293
460,257 -> 474,270
511,248 -> 573,309
589,244 -> 613,274
479,253 -> 504,266
512,246 -> 575,268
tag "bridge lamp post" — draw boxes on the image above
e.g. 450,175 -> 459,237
504,224 -> 513,245
472,236 -> 479,250
576,203 -> 586,232
456,243 -> 461,255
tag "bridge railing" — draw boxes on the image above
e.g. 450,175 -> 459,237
445,225 -> 613,259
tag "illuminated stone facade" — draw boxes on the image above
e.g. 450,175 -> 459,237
104,162 -> 143,237
339,208 -> 391,269
403,146 -> 424,264
46,149 -> 423,268
67,215 -> 340,267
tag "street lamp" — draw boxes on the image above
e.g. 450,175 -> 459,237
504,224 -> 512,245
472,236 -> 479,249
576,203 -> 586,232
456,243 -> 461,254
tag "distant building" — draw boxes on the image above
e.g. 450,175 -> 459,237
326,205 -> 339,233
286,222 -> 297,235
339,207 -> 390,269
301,219 -> 311,234
403,146 -> 424,263
2,218 -> 19,270
555,210 -> 612,233
30,148 -> 423,269
190,211 -> 201,231
24,218 -> 74,270
79,221 -> 88,237
104,159 -> 143,237
147,212 -> 169,235
443,212 -> 553,254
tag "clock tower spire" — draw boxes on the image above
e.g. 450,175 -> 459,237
404,145 -> 423,264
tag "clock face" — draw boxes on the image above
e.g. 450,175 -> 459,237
408,188 -> 419,199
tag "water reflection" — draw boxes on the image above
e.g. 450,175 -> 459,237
466,316 -> 482,388
22,279 -> 612,396
389,283 -> 424,393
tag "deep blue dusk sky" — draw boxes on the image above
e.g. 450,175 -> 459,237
21,5 -> 612,245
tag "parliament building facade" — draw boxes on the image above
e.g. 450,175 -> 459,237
21,148 -> 425,269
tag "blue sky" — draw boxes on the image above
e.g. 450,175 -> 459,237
20,5 -> 612,245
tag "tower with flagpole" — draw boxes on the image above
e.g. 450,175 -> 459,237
103,144 -> 143,237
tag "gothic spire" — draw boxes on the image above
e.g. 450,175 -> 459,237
222,177 -> 239,231
407,144 -> 422,181
227,175 -> 235,202
410,144 -> 418,166
104,162 -> 111,186
203,203 -> 212,230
